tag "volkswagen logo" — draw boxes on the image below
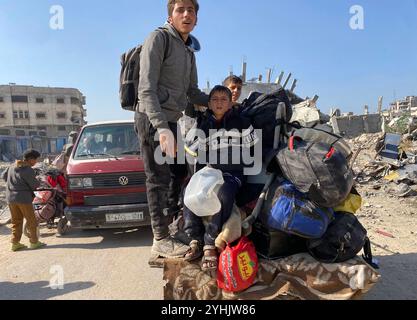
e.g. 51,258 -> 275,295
119,176 -> 129,186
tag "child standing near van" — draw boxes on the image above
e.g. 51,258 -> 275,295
2,149 -> 46,251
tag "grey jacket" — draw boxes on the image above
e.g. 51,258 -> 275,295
2,160 -> 40,204
138,23 -> 208,130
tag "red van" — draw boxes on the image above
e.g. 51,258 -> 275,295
65,120 -> 150,230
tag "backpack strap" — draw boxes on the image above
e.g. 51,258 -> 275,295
156,28 -> 171,62
242,102 -> 287,231
362,236 -> 380,269
308,235 -> 380,268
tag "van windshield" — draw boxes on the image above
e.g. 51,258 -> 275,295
74,123 -> 140,159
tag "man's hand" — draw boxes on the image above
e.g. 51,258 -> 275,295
157,128 -> 177,158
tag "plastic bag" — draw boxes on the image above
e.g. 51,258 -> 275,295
333,192 -> 362,214
217,236 -> 258,293
184,166 -> 224,217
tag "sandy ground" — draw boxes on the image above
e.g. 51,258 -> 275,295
1,143 -> 417,300
354,186 -> 417,300
0,225 -> 164,300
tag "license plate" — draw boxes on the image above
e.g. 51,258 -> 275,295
105,212 -> 144,223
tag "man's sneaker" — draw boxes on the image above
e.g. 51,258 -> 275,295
30,242 -> 46,250
11,243 -> 27,252
151,237 -> 190,258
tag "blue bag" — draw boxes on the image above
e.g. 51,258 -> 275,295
267,180 -> 334,239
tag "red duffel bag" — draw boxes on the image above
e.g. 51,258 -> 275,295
217,236 -> 259,293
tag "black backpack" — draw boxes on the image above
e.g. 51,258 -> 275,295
276,126 -> 354,208
307,212 -> 377,267
119,28 -> 170,112
240,88 -> 293,156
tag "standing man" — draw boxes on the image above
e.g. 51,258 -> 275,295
2,149 -> 46,251
136,0 -> 208,260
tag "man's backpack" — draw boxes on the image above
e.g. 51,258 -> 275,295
307,212 -> 377,266
276,126 -> 354,208
119,28 -> 170,112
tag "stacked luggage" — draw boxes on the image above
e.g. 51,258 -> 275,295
239,88 -> 377,267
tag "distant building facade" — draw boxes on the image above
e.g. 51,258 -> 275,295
0,84 -> 87,159
389,96 -> 417,113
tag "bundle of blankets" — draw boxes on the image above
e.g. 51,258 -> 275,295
163,254 -> 380,300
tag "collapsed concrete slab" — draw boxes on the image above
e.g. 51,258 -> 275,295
290,98 -> 330,128
331,114 -> 383,138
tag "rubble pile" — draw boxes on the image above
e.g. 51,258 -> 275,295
348,132 -> 417,198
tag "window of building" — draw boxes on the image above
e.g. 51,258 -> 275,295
19,111 -> 24,119
36,98 -> 44,103
24,111 -> 29,119
71,97 -> 80,104
29,131 -> 38,136
15,130 -> 26,136
13,111 -> 18,119
37,126 -> 47,131
11,95 -> 28,103
0,97 -> 4,102
0,113 -> 5,119
0,128 -> 11,135
39,131 -> 47,137
58,125 -> 67,131
36,112 -> 47,119
57,112 -> 66,119
57,98 -> 65,104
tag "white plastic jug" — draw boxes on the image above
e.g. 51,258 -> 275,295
184,166 -> 224,217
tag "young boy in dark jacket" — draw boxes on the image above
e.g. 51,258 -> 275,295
183,85 -> 257,271
2,149 -> 46,251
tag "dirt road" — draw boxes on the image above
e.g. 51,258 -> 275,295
353,185 -> 417,300
0,225 -> 164,300
1,200 -> 416,300
1,159 -> 417,300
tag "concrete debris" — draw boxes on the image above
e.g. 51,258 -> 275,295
347,132 -> 417,199
393,183 -> 416,197
387,116 -> 417,135
290,98 -> 330,128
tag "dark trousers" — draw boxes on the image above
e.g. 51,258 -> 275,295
183,174 -> 241,246
135,112 -> 188,240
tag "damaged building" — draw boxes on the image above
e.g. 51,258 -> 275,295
0,84 -> 87,160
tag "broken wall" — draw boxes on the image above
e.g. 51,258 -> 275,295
331,114 -> 382,137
